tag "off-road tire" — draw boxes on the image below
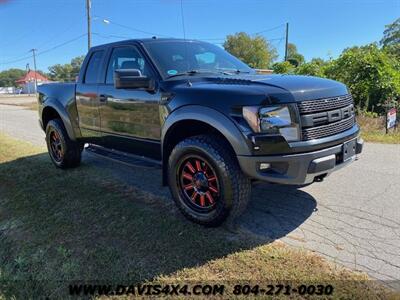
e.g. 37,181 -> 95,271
168,134 -> 251,227
45,119 -> 82,169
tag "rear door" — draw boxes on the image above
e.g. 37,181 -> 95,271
76,49 -> 105,140
97,44 -> 162,160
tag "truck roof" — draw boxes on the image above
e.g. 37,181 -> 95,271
90,38 -> 203,51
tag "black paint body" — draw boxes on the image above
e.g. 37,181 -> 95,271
37,38 -> 361,184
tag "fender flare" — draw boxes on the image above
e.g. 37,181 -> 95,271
162,105 -> 252,157
161,105 -> 252,185
42,98 -> 77,141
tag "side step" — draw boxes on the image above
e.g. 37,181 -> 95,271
85,144 -> 161,169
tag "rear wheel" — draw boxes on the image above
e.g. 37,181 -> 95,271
45,119 -> 82,168
168,135 -> 251,227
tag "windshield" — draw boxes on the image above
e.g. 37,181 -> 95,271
143,40 -> 253,78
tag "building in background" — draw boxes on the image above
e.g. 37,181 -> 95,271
15,70 -> 51,94
0,87 -> 19,94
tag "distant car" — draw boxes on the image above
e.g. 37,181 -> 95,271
37,38 -> 363,226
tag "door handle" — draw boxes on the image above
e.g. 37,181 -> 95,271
99,94 -> 108,102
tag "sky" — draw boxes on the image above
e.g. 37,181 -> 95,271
0,0 -> 398,72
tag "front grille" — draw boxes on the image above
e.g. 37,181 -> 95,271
302,116 -> 355,140
298,94 -> 354,114
297,94 -> 355,141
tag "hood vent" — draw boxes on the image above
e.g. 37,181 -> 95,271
213,77 -> 253,85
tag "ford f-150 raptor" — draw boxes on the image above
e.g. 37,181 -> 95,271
38,38 -> 363,226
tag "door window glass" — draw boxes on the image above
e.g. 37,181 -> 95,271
84,50 -> 104,84
106,47 -> 150,84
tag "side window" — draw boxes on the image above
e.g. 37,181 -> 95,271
84,50 -> 104,84
106,46 -> 150,84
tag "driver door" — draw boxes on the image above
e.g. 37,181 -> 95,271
97,45 -> 162,160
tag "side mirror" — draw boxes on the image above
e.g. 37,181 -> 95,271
114,69 -> 155,91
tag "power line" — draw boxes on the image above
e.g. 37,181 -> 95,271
0,53 -> 32,65
92,32 -> 131,40
93,15 -> 169,37
201,37 -> 284,42
253,23 -> 286,35
197,23 -> 285,41
36,34 -> 87,56
195,29 -> 286,42
0,34 -> 86,65
93,13 -> 285,43
33,18 -> 82,51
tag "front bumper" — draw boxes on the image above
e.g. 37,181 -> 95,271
237,136 -> 363,185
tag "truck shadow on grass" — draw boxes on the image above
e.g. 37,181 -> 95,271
84,151 -> 318,242
0,152 -> 316,298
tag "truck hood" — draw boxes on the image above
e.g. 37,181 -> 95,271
167,74 -> 349,106
239,74 -> 348,101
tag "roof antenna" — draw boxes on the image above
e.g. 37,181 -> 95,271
180,0 -> 187,41
180,0 -> 191,85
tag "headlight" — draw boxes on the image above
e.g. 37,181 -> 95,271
243,105 -> 300,141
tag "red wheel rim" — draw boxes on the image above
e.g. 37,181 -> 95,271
49,130 -> 63,162
178,156 -> 220,212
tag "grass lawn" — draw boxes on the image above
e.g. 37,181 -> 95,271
0,100 -> 38,111
19,101 -> 38,111
0,133 -> 398,299
358,115 -> 400,144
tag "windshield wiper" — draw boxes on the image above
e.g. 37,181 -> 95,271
166,70 -> 202,79
167,69 -> 251,79
216,69 -> 251,75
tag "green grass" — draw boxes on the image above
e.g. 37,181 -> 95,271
361,130 -> 400,144
21,102 -> 38,111
0,133 -> 398,299
0,101 -> 38,111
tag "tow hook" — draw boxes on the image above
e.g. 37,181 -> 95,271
314,174 -> 327,182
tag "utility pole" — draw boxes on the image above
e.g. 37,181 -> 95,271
284,22 -> 289,61
26,63 -> 31,95
30,49 -> 38,93
86,0 -> 92,51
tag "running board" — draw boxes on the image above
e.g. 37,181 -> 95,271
85,144 -> 161,169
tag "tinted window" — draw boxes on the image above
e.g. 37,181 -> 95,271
144,41 -> 253,78
84,50 -> 104,84
106,46 -> 150,84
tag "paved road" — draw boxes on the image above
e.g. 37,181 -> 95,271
1,104 -> 400,286
0,104 -> 44,145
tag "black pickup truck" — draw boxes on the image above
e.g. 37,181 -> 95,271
38,38 -> 363,226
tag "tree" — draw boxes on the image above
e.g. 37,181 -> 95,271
48,55 -> 85,82
380,18 -> 400,47
325,44 -> 400,113
0,68 -> 25,87
286,43 -> 305,67
271,61 -> 294,74
223,32 -> 277,69
295,58 -> 329,77
380,18 -> 400,61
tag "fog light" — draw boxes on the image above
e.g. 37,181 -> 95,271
259,163 -> 271,170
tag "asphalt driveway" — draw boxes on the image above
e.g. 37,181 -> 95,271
1,104 -> 399,286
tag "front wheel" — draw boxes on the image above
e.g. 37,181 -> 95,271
168,135 -> 251,227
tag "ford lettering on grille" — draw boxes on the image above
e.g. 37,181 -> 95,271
297,95 -> 356,140
301,104 -> 355,128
